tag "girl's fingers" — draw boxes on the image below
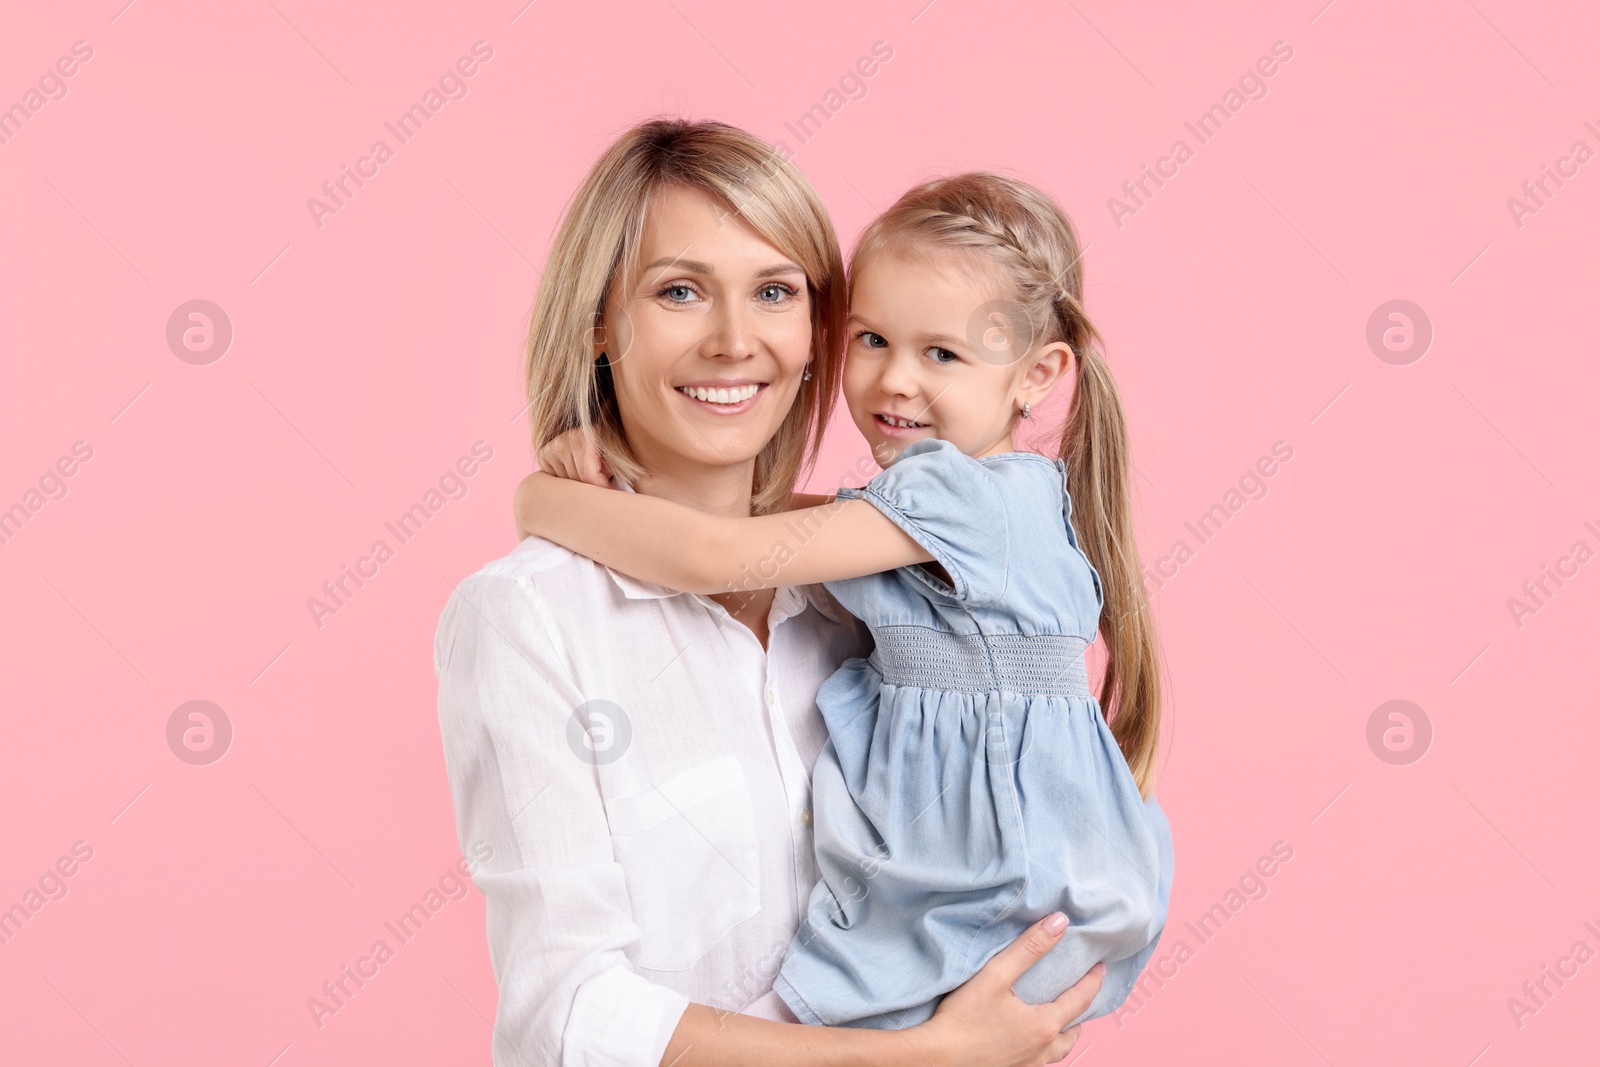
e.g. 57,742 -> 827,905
534,447 -> 563,478
578,447 -> 610,488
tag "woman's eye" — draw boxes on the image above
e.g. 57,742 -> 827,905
659,283 -> 697,303
857,331 -> 887,349
757,283 -> 795,303
928,347 -> 958,364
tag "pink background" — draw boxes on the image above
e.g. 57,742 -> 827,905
3,1 -> 1597,1063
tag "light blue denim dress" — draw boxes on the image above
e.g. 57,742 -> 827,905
772,438 -> 1174,1030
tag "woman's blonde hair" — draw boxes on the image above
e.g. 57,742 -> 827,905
854,173 -> 1163,798
524,118 -> 847,515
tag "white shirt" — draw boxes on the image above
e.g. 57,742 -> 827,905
435,533 -> 870,1067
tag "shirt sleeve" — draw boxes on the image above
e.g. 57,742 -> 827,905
835,437 -> 1010,604
435,571 -> 690,1067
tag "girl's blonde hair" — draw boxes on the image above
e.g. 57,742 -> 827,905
854,173 -> 1162,798
524,118 -> 847,516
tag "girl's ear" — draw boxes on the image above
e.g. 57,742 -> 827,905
1019,342 -> 1074,406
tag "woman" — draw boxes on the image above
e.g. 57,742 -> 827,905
434,118 -> 1103,1067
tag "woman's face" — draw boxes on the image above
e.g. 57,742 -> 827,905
600,184 -> 813,479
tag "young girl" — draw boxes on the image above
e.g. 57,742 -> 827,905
516,173 -> 1173,1031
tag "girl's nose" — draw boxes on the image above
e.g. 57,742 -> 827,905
876,349 -> 918,397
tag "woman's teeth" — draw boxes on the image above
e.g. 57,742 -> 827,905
678,384 -> 761,404
877,414 -> 927,428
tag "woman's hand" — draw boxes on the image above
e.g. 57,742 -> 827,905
537,426 -> 613,487
657,914 -> 1102,1067
901,913 -> 1103,1067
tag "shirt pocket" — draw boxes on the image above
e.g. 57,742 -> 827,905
605,755 -> 762,972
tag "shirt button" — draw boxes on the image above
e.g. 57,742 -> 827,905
801,809 -> 813,826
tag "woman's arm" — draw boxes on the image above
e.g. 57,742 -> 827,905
436,572 -> 690,1063
514,471 -> 931,593
660,922 -> 1103,1067
438,569 -> 1100,1067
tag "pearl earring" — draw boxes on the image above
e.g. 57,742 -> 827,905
803,364 -> 812,381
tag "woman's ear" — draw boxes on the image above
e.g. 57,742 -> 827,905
1019,342 -> 1074,407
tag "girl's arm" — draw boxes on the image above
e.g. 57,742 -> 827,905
514,471 -> 930,593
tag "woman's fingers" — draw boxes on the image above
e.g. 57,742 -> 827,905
1047,962 -> 1104,1031
972,912 -> 1070,991
1044,1025 -> 1082,1065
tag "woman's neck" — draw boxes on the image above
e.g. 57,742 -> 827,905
628,452 -> 777,648
630,456 -> 760,518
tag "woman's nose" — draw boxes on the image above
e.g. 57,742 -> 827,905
708,300 -> 758,360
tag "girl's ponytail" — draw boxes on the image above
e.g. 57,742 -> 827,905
1059,342 -> 1161,798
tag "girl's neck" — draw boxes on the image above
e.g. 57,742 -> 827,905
971,429 -> 1021,460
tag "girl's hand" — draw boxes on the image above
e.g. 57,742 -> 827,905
903,913 -> 1103,1067
536,426 -> 613,488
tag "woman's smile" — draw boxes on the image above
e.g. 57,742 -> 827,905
674,379 -> 769,415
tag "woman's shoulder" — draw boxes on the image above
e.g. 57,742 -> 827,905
467,534 -> 585,584
436,537 -> 600,653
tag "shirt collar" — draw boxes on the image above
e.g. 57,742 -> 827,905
603,569 -> 683,600
603,566 -> 844,626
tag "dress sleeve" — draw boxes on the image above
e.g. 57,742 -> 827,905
835,437 -> 1009,604
435,572 -> 689,1067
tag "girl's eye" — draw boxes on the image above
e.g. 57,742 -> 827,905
757,283 -> 797,303
658,283 -> 698,303
927,347 -> 959,364
856,331 -> 887,349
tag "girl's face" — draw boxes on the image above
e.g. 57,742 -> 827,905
843,248 -> 1070,466
601,184 -> 813,480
